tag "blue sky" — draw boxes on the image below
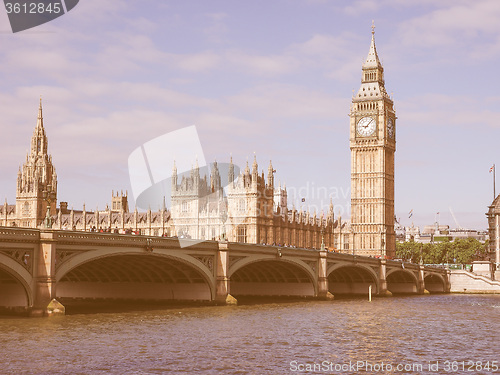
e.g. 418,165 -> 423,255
0,0 -> 499,230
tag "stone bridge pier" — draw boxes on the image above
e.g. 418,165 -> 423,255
32,231 -> 58,315
0,228 -> 451,316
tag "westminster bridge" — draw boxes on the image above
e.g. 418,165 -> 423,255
0,227 -> 450,315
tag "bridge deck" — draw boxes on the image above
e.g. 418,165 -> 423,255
0,227 -> 450,315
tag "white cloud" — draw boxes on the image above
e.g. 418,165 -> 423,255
288,32 -> 362,81
343,0 -> 381,16
399,93 -> 500,129
169,51 -> 222,72
203,12 -> 229,43
226,83 -> 346,120
396,0 -> 500,58
290,33 -> 354,56
225,50 -> 299,76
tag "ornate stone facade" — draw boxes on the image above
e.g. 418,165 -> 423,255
349,27 -> 396,258
168,155 -> 349,249
2,99 -> 58,228
1,101 -> 351,252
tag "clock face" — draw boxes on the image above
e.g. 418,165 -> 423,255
387,118 -> 394,138
357,117 -> 376,136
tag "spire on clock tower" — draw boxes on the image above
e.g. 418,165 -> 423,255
355,22 -> 389,101
363,21 -> 382,70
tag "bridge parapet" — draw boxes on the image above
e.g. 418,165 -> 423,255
0,228 -> 452,315
0,226 -> 40,242
0,227 -> 40,278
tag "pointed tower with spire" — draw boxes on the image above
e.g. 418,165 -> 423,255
267,160 -> 274,188
349,23 -> 396,258
15,98 -> 58,227
228,155 -> 235,187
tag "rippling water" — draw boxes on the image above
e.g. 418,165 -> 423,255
1,295 -> 499,374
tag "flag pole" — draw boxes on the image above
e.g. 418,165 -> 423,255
494,164 -> 496,200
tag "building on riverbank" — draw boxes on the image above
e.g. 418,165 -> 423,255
403,223 -> 488,244
486,195 -> 500,265
0,100 -> 353,252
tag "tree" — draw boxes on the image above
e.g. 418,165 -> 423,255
396,240 -> 421,262
397,237 -> 489,264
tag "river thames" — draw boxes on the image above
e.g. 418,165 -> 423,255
0,294 -> 499,374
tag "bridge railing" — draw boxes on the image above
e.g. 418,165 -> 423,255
424,264 -> 471,270
0,226 -> 40,242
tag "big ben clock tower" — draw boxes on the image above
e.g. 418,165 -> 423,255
350,24 -> 396,258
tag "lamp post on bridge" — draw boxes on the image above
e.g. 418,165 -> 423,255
42,184 -> 56,229
219,200 -> 228,242
419,243 -> 424,265
320,226 -> 325,251
380,229 -> 386,259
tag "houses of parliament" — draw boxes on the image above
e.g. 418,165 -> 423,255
0,29 -> 398,257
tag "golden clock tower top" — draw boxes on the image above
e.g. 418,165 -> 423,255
363,21 -> 381,69
354,23 -> 390,102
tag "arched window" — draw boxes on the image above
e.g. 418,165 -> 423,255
23,202 -> 30,216
237,225 -> 247,243
238,199 -> 246,212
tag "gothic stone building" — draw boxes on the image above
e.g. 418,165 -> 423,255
2,99 -> 58,229
169,156 -> 351,250
1,100 -> 351,252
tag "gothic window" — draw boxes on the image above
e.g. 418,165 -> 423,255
182,201 -> 188,212
237,225 -> 247,243
238,198 -> 246,212
23,202 -> 30,217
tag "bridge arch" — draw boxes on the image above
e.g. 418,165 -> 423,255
228,255 -> 317,298
0,253 -> 33,310
424,273 -> 446,293
386,269 -> 418,294
55,248 -> 215,302
327,263 -> 379,295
